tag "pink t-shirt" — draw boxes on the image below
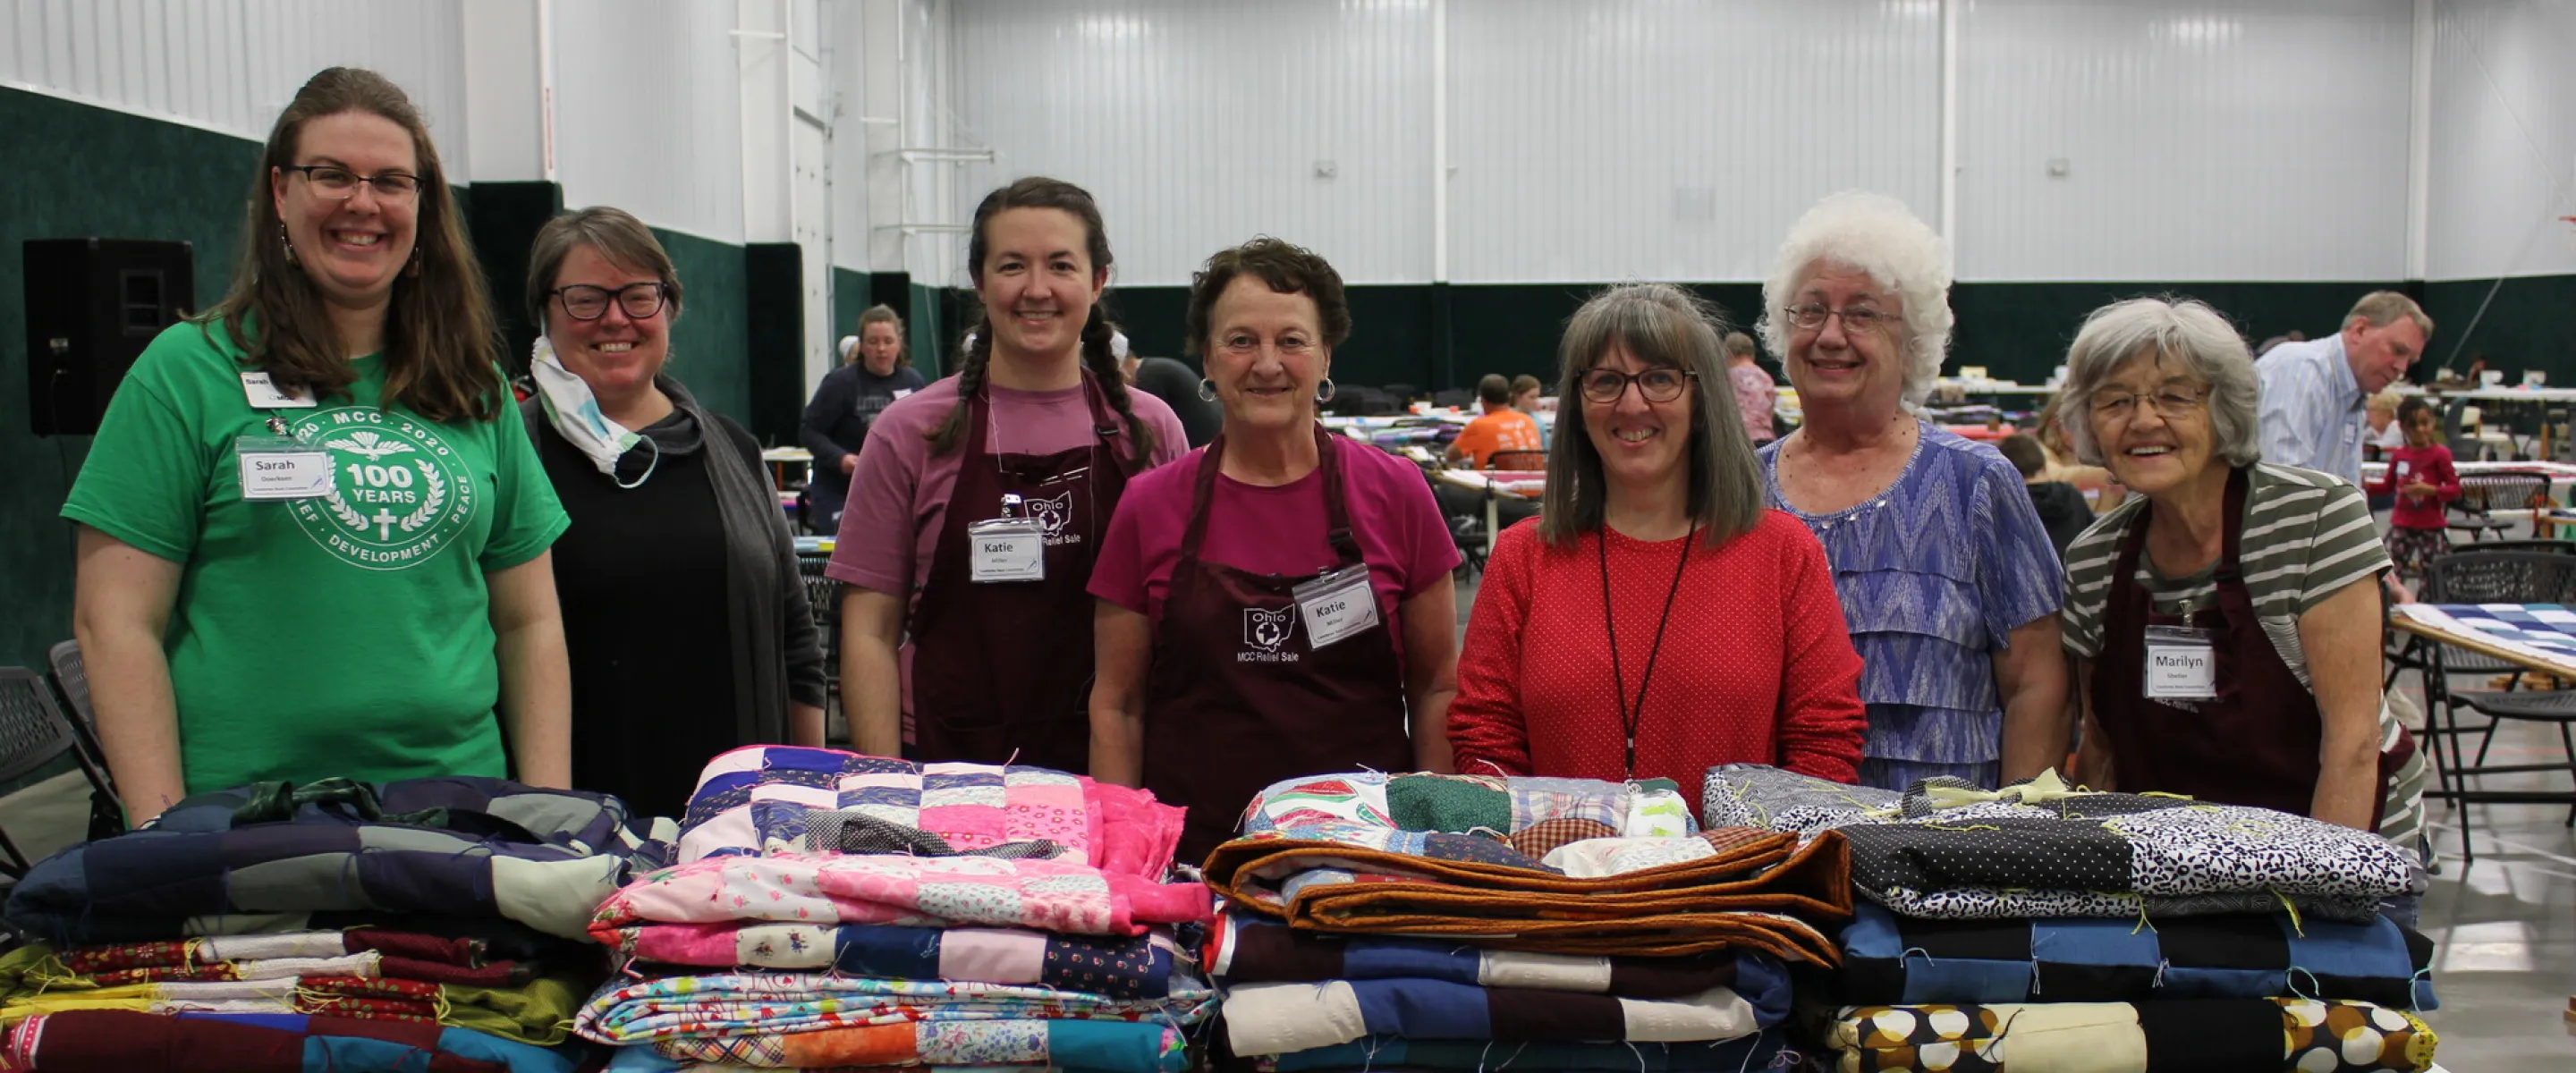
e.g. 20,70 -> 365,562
1087,434 -> 1462,663
1730,363 -> 1776,444
825,376 -> 1189,603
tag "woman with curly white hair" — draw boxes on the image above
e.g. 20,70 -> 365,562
1757,192 -> 2067,791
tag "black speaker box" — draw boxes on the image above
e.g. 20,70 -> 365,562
25,238 -> 194,436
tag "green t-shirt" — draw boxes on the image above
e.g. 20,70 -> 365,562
61,317 -> 569,794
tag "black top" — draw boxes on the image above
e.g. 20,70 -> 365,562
536,408 -> 763,820
800,361 -> 929,470
2025,480 -> 2095,561
1133,357 -> 1223,448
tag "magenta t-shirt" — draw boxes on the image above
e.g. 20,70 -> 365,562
1088,434 -> 1462,663
824,376 -> 1190,604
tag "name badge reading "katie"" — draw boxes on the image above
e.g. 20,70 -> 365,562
967,518 -> 1045,582
1292,565 -> 1379,650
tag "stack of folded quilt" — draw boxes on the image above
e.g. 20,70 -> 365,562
1199,771 -> 1856,1071
0,776 -> 675,1073
1701,765 -> 2441,1073
578,746 -> 1219,1073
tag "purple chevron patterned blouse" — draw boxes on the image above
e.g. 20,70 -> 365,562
1758,424 -> 2065,784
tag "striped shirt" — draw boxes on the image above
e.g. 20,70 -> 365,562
2255,335 -> 2367,486
2060,463 -> 2389,680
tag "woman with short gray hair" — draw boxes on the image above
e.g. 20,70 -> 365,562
2057,297 -> 2420,841
1450,283 -> 1865,806
1757,192 -> 2067,791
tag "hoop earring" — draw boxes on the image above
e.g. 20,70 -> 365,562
279,223 -> 298,267
1197,378 -> 1217,402
1314,377 -> 1336,404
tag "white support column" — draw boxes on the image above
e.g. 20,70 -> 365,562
2405,0 -> 2433,282
1431,0 -> 1449,284
863,0 -> 907,274
461,0 -> 549,183
1937,0 -> 1961,274
737,0 -> 794,243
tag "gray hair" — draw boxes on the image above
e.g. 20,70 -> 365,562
1539,283 -> 1764,549
2057,297 -> 2263,469
1758,192 -> 1953,408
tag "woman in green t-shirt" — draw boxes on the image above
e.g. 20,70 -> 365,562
63,68 -> 573,824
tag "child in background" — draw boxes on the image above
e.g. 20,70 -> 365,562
2364,396 -> 2460,587
1997,434 -> 2091,560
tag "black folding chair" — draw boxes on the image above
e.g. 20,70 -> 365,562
2447,475 -> 2549,544
798,555 -> 845,738
43,642 -> 123,841
2419,551 -> 2576,864
0,669 -> 122,875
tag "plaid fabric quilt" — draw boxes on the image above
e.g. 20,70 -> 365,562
1207,912 -> 1778,999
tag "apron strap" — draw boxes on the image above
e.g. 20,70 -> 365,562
1179,423 -> 1365,568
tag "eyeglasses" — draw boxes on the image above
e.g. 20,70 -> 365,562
553,283 -> 669,321
2090,384 -> 2210,421
283,165 -> 421,201
1785,303 -> 1894,334
1579,368 -> 1696,404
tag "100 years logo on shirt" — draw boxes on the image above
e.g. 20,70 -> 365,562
283,407 -> 478,570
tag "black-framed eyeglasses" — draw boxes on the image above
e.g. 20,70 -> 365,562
552,283 -> 668,321
1785,302 -> 1894,334
1579,368 -> 1696,404
282,165 -> 421,200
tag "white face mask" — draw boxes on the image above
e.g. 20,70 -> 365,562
531,335 -> 658,488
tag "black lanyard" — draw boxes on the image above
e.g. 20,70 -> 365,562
1598,523 -> 1696,778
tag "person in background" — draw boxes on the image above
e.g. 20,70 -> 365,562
1445,373 -> 1545,469
520,206 -> 826,819
2255,328 -> 2307,357
1122,331 -> 1224,448
1756,192 -> 2067,792
2057,297 -> 2419,841
1449,283 -> 1865,806
1090,238 -> 1461,859
1724,331 -> 1776,446
1510,373 -> 1550,448
2255,292 -> 2433,487
65,67 -> 572,823
801,305 -> 928,531
1998,434 -> 2091,558
2363,395 -> 2460,590
828,177 -> 1187,771
2366,389 -> 2407,458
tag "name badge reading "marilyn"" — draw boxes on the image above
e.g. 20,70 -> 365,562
2142,624 -> 2217,701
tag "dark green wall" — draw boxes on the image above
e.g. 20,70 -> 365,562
830,266 -> 872,370
2424,275 -> 2576,376
652,227 -> 752,428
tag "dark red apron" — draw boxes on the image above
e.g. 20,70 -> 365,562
908,376 -> 1133,773
1142,427 -> 1413,863
2093,466 -> 2411,828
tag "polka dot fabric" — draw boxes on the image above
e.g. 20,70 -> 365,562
1450,515 -> 1868,806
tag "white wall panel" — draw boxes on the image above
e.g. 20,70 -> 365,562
1448,0 -> 1941,283
3,0 -> 469,173
550,0 -> 745,242
1956,0 -> 2413,283
2426,0 -> 2576,282
945,0 -> 1434,286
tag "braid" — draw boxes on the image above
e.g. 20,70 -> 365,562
926,318 -> 994,456
1080,308 -> 1156,471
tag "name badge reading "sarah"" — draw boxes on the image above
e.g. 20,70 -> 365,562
2142,624 -> 2217,701
233,435 -> 333,501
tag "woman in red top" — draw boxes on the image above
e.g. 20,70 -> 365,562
2363,396 -> 2460,586
1448,283 -> 1866,806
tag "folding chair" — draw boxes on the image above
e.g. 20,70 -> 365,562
43,642 -> 123,841
0,669 -> 121,875
1485,450 -> 1546,472
2419,552 -> 2576,864
797,556 -> 845,736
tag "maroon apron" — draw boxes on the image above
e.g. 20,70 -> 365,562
908,377 -> 1133,773
1142,427 -> 1413,862
2093,466 -> 2411,828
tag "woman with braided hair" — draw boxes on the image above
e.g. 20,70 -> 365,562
826,177 -> 1186,770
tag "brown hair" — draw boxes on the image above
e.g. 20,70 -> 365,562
1539,283 -> 1762,549
1722,331 -> 1758,359
926,177 -> 1155,467
1476,374 -> 1513,408
200,67 -> 502,423
856,304 -> 906,365
1510,374 -> 1542,400
524,207 -> 682,328
1184,236 -> 1352,358
1996,433 -> 2047,479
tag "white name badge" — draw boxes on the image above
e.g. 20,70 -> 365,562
234,436 -> 334,500
967,518 -> 1045,582
241,371 -> 317,409
2393,460 -> 2411,479
1292,565 -> 1380,651
2142,624 -> 2217,701
892,388 -> 915,401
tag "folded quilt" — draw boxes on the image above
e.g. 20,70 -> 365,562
1828,998 -> 2436,1072
1242,772 -> 1696,840
0,945 -> 591,1046
1253,1029 -> 1788,1072
1203,824 -> 1851,961
679,748 -> 1184,879
573,970 -> 1216,1044
1702,765 -> 2419,924
1208,912 -> 1775,999
648,1018 -> 1189,1070
5,777 -> 675,945
1222,976 -> 1784,1056
601,1051 -> 1140,1073
593,852 -> 1212,937
58,928 -> 537,988
0,1010 -> 576,1073
1840,902 -> 2436,1010
607,920 -> 1181,999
